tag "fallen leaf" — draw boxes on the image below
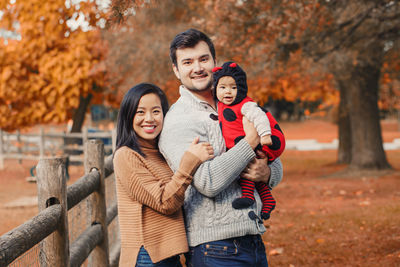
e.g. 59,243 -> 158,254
269,247 -> 284,256
359,200 -> 371,206
355,190 -> 363,196
316,238 -> 325,244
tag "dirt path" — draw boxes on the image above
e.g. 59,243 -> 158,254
1,119 -> 399,266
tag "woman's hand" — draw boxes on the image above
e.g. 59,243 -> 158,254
243,117 -> 260,149
187,137 -> 214,162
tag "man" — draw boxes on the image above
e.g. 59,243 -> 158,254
159,28 -> 283,267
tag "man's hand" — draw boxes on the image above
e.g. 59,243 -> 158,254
240,150 -> 270,183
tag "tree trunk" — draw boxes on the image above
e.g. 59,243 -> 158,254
71,93 -> 93,133
346,61 -> 391,170
64,94 -> 93,155
337,79 -> 352,164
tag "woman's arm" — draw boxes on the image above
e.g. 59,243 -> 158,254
113,147 -> 202,215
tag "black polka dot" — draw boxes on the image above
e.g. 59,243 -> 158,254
234,135 -> 245,144
223,108 -> 237,122
268,135 -> 281,150
274,124 -> 283,134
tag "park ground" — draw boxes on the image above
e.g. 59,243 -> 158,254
0,119 -> 399,266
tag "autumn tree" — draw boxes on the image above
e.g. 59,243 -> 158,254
109,0 -> 400,170
106,0 -> 337,110
105,0 -> 201,103
380,41 -> 400,118
0,0 -> 118,132
189,0 -> 400,170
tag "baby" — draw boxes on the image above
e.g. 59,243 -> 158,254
213,61 -> 285,220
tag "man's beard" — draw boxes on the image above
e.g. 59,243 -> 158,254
185,79 -> 213,92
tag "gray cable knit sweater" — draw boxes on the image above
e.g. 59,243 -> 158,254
159,86 -> 283,247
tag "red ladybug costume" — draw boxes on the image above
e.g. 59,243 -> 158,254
213,62 -> 286,220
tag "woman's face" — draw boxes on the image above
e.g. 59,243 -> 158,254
133,93 -> 164,140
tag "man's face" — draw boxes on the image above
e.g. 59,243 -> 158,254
172,41 -> 215,92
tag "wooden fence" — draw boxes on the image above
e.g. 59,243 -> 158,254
0,127 -> 116,169
0,139 -> 120,266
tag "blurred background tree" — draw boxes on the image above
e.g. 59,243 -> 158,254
207,0 -> 400,170
109,0 -> 400,170
0,0 -> 120,133
1,0 -> 399,171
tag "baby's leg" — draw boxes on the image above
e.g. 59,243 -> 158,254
232,178 -> 255,209
256,182 -> 276,220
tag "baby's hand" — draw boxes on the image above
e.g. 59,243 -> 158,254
260,135 -> 272,146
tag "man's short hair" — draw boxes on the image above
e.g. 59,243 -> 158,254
170,28 -> 216,67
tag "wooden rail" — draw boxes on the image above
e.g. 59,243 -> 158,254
0,140 -> 119,267
0,127 -> 116,169
0,204 -> 62,266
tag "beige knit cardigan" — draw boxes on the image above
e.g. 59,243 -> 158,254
113,139 -> 201,267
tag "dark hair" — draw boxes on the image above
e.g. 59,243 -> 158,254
115,83 -> 169,156
170,28 -> 216,67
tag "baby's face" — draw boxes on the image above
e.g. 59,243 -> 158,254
216,76 -> 237,105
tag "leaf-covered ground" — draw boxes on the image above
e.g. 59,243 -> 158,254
1,119 -> 399,266
266,149 -> 400,266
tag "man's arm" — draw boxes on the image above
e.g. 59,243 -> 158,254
240,151 -> 283,189
159,113 -> 256,198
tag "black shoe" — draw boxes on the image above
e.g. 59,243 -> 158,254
261,212 -> 270,220
232,197 -> 255,209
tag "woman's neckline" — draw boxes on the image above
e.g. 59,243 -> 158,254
137,136 -> 157,149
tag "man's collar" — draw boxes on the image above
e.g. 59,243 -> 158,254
179,85 -> 215,110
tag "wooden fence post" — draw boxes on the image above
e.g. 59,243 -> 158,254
0,130 -> 4,170
85,140 -> 109,267
36,157 -> 70,267
16,130 -> 22,164
39,127 -> 45,157
83,126 -> 88,150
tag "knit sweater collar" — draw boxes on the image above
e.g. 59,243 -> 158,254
179,85 -> 215,111
137,136 -> 158,151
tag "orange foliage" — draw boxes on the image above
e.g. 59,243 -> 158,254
184,0 -> 340,111
106,0 -> 398,119
379,51 -> 400,111
0,0 -> 117,131
104,0 -> 192,102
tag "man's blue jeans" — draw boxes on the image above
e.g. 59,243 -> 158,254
136,246 -> 182,267
185,235 -> 268,267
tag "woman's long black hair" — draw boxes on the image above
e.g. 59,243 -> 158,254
115,83 -> 169,156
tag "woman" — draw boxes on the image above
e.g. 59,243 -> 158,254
113,83 -> 214,267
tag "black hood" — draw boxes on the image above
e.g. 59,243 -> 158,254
213,61 -> 247,105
